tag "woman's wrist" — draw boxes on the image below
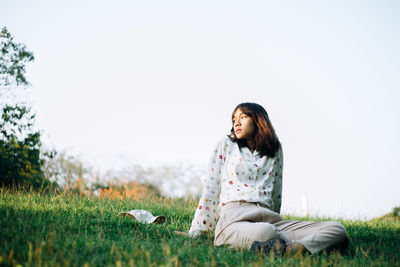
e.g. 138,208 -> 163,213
188,229 -> 201,238
188,229 -> 209,238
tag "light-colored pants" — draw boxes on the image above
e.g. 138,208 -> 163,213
214,201 -> 348,254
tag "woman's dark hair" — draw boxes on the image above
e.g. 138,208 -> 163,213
229,102 -> 281,158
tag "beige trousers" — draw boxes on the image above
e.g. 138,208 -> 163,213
214,201 -> 348,254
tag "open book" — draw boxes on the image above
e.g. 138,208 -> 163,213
118,210 -> 166,224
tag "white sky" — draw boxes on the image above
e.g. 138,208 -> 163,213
1,0 -> 399,219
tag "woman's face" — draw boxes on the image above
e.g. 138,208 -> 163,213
232,108 -> 255,140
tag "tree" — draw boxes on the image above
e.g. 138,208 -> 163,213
0,105 -> 49,187
41,149 -> 89,190
0,26 -> 52,189
0,27 -> 34,88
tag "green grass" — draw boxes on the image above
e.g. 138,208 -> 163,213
1,189 -> 399,267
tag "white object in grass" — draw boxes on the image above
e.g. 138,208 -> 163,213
118,210 -> 166,224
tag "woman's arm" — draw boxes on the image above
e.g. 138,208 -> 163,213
187,138 -> 226,238
271,146 -> 284,214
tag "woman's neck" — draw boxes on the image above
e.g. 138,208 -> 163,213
246,139 -> 256,153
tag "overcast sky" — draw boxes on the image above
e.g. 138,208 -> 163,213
1,0 -> 399,219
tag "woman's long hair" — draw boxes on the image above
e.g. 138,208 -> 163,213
229,102 -> 281,158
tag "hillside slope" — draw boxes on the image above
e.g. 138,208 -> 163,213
1,189 -> 399,266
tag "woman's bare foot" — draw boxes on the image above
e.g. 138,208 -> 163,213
284,242 -> 308,257
250,238 -> 287,257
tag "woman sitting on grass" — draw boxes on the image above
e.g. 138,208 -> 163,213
176,102 -> 349,256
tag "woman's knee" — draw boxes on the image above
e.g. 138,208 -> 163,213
322,221 -> 349,250
248,223 -> 280,242
218,222 -> 282,249
327,221 -> 347,239
315,221 -> 348,253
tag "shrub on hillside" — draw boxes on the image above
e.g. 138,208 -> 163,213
95,181 -> 161,200
0,105 -> 53,188
0,27 -> 54,189
41,149 -> 89,190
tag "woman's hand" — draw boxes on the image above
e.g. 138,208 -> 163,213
174,230 -> 210,238
173,231 -> 190,237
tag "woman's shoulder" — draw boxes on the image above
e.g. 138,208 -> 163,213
220,135 -> 234,145
275,143 -> 283,159
213,135 -> 233,149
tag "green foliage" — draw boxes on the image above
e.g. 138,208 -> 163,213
0,105 -> 52,188
0,26 -> 34,87
1,190 -> 399,267
0,27 -> 53,189
42,149 -> 89,189
392,206 -> 400,217
369,206 -> 400,223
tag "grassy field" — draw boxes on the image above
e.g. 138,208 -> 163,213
1,188 -> 399,267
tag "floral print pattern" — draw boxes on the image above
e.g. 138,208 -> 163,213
188,136 -> 283,238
